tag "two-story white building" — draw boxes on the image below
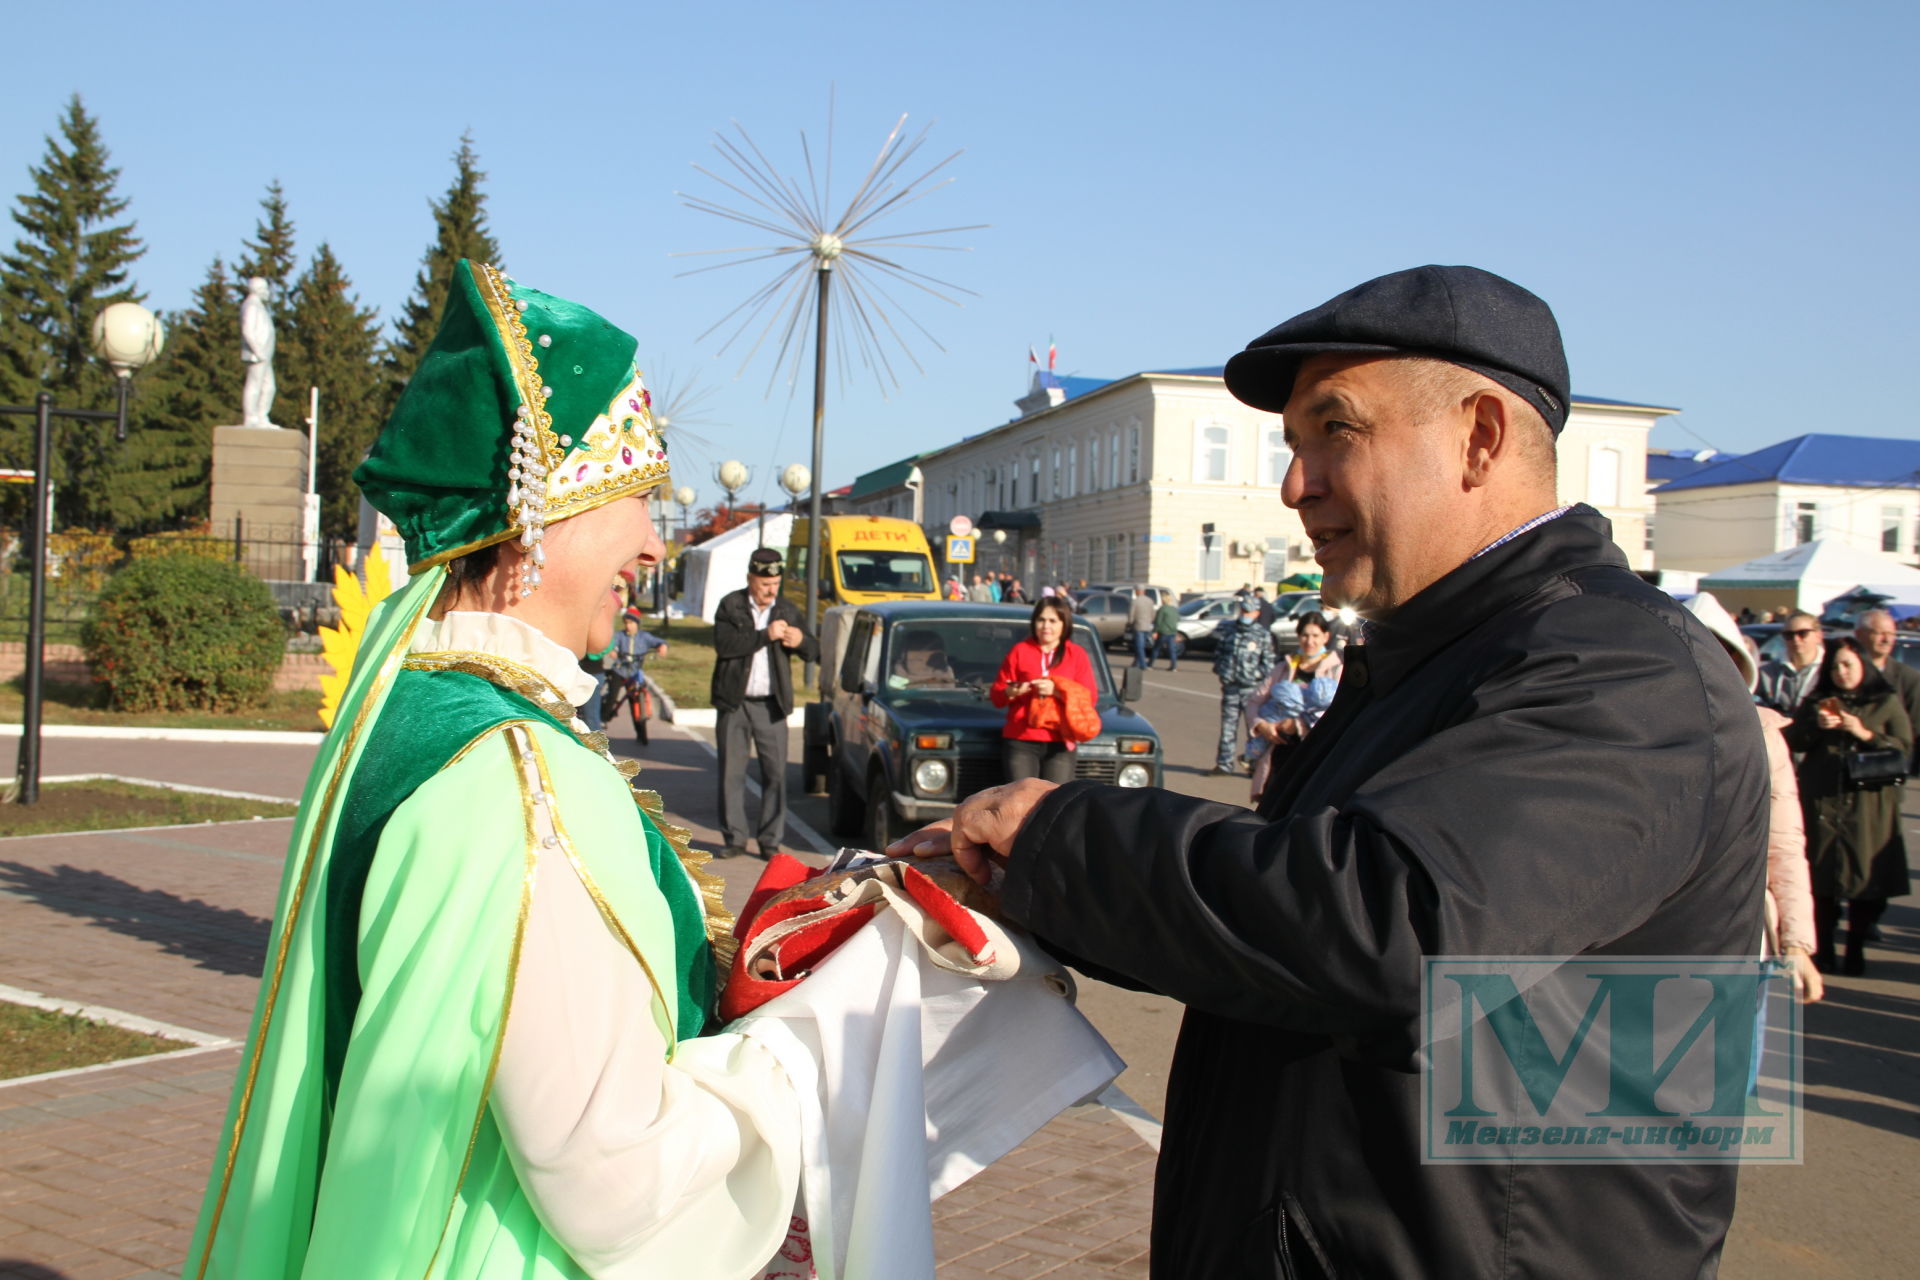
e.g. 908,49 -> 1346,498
1652,434 -> 1920,574
845,370 -> 1669,593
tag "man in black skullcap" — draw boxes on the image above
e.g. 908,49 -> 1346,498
712,547 -> 817,858
895,266 -> 1768,1277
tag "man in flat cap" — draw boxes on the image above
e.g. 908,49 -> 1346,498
896,266 -> 1768,1277
713,546 -> 817,858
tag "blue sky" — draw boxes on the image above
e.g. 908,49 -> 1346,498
3,0 -> 1913,509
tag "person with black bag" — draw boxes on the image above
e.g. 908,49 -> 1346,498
1784,635 -> 1913,975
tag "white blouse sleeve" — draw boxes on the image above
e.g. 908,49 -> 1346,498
490,728 -> 800,1279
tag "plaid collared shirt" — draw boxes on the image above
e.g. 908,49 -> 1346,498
1349,506 -> 1575,643
1469,505 -> 1573,562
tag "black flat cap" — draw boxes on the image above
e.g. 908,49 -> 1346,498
1223,265 -> 1571,433
748,547 -> 785,576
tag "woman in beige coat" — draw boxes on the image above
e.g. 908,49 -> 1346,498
1686,594 -> 1823,1002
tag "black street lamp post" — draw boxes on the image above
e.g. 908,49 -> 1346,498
0,301 -> 163,803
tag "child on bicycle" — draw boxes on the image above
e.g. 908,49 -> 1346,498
602,608 -> 669,741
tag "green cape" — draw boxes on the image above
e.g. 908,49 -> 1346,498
183,569 -> 719,1278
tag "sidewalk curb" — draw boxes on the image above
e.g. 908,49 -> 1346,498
669,707 -> 805,729
0,712 -> 800,741
0,982 -> 233,1049
0,723 -> 323,745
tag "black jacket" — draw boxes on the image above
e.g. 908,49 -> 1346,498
1003,509 -> 1767,1279
710,588 -> 818,718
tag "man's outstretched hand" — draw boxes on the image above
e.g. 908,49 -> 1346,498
885,778 -> 1059,885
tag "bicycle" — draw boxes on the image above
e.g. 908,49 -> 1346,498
600,668 -> 655,745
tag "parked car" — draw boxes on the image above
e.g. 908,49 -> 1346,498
1068,589 -> 1134,646
1175,595 -> 1241,651
1080,583 -> 1178,606
805,602 -> 1162,850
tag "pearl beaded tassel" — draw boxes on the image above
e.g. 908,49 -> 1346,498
509,401 -> 548,597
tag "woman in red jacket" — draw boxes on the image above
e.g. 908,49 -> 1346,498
992,596 -> 1096,783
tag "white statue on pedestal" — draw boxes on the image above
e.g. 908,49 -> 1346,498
240,276 -> 277,428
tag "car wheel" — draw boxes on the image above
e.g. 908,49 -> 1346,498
826,753 -> 862,836
866,773 -> 897,851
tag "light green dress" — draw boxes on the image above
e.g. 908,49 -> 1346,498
182,570 -> 799,1279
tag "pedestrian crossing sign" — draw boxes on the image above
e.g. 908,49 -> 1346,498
946,535 -> 976,563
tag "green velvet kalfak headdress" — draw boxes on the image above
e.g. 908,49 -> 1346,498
355,259 -> 671,575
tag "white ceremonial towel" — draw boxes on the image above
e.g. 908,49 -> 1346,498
734,911 -> 1123,1280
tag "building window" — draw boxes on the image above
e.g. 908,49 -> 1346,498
1051,447 -> 1063,499
1128,423 -> 1141,484
1884,505 -> 1903,554
1795,502 -> 1818,545
1030,453 -> 1041,506
1109,428 -> 1121,488
1194,423 -> 1231,483
1263,427 -> 1291,487
1089,436 -> 1101,492
1067,443 -> 1078,498
1587,445 -> 1621,508
1645,517 -> 1655,552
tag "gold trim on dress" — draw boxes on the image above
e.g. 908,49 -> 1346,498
194,573 -> 441,1279
422,727 -> 542,1278
403,651 -> 580,727
404,648 -> 737,991
527,736 -> 679,1048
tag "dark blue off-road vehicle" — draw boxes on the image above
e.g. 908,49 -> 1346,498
802,601 -> 1164,850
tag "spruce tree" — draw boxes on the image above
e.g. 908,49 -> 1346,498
385,132 -> 501,399
233,180 -> 312,427
98,258 -> 240,533
280,244 -> 382,540
0,95 -> 145,527
234,179 -> 297,305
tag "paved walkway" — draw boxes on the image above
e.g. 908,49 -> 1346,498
5,732 -> 1916,1278
0,736 -> 1155,1279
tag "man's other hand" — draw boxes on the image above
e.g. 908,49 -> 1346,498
885,778 -> 1059,885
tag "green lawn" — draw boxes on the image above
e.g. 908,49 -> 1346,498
633,616 -> 817,710
0,1000 -> 187,1081
0,677 -> 325,732
0,778 -> 298,837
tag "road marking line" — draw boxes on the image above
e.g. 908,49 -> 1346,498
665,724 -> 839,858
1143,679 -> 1216,700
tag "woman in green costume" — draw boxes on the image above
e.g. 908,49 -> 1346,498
184,260 -> 801,1279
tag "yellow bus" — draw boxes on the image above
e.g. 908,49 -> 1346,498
785,515 -> 939,619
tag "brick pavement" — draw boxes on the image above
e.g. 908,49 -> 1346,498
0,736 -> 1158,1279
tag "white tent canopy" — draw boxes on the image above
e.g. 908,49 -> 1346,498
1698,539 -> 1920,612
678,513 -> 794,622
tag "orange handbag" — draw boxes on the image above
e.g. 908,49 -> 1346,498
1028,677 -> 1101,743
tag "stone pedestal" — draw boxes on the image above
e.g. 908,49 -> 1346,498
210,424 -> 310,581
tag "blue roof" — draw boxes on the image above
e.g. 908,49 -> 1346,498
1647,449 -> 1739,484
1146,365 -> 1229,378
1035,365 -> 1672,417
1655,434 -> 1920,493
1057,375 -> 1112,401
1571,393 -> 1681,413
1030,370 -> 1113,403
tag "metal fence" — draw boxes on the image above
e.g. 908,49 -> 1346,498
0,519 -> 346,645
